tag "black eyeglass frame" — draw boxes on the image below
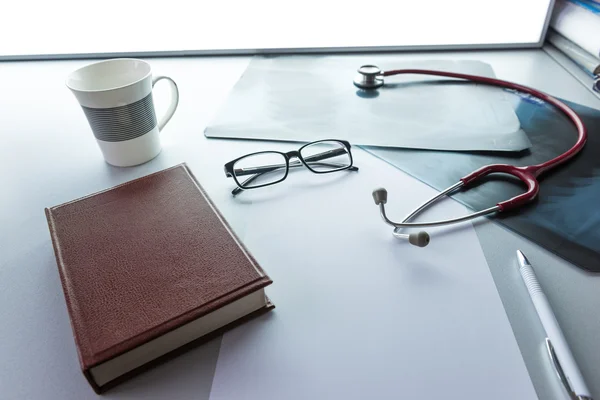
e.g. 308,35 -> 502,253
224,139 -> 358,194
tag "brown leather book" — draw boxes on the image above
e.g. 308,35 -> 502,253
45,163 -> 273,393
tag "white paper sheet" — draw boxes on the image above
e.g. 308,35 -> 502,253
208,147 -> 537,400
205,56 -> 531,151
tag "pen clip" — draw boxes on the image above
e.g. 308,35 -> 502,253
546,338 -> 578,400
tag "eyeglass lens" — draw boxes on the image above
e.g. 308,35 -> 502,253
233,152 -> 288,188
300,140 -> 351,172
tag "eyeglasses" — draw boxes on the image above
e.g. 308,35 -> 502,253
224,139 -> 359,196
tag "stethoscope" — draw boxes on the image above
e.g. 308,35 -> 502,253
354,65 -> 587,247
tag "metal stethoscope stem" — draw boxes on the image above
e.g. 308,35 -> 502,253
379,181 -> 500,228
372,182 -> 500,247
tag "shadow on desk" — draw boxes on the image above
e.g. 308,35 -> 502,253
105,336 -> 222,400
231,169 -> 359,205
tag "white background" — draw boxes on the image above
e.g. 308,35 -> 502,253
1,0 -> 552,57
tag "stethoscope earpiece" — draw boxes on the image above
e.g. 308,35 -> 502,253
373,188 -> 430,247
372,188 -> 387,205
354,65 -> 384,90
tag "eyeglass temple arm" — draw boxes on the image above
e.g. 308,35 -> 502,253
302,147 -> 348,163
232,148 -> 350,177
232,161 -> 358,196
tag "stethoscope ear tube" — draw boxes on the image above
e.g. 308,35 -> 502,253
374,182 -> 499,226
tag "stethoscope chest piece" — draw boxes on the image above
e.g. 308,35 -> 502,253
354,65 -> 384,90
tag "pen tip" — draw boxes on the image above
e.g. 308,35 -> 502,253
516,250 -> 530,266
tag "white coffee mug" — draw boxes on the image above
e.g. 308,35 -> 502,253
66,58 -> 179,167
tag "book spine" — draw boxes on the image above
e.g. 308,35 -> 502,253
567,0 -> 600,14
44,208 -> 91,370
551,0 -> 600,57
547,30 -> 600,77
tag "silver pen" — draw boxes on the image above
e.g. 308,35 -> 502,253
517,250 -> 593,400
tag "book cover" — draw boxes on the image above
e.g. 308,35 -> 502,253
45,163 -> 273,393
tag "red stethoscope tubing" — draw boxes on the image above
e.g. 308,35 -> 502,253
382,69 -> 587,212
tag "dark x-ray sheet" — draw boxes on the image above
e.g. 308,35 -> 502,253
363,95 -> 600,272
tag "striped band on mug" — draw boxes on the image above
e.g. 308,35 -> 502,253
81,93 -> 157,142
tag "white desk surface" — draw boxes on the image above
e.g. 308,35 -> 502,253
1,49 -> 599,400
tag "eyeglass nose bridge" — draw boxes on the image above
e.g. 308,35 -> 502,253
285,150 -> 301,159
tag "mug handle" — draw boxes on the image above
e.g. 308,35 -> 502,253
152,76 -> 179,131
